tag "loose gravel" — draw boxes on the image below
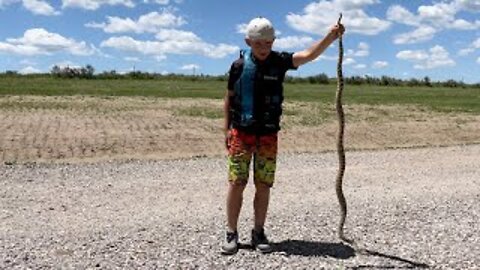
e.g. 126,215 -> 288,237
1,145 -> 479,269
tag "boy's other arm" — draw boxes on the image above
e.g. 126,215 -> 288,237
292,23 -> 344,68
224,89 -> 234,150
224,89 -> 233,135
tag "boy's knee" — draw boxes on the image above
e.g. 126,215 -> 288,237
229,180 -> 247,189
254,180 -> 272,190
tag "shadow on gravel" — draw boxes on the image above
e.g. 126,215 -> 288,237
351,248 -> 430,269
270,240 -> 355,259
264,240 -> 430,269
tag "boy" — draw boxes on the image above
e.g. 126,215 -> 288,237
222,17 -> 345,255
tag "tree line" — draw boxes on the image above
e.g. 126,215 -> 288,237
1,65 -> 479,88
284,73 -> 476,88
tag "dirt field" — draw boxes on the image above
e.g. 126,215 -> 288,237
1,95 -> 479,163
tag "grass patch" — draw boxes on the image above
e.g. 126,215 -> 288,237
174,106 -> 223,119
0,77 -> 226,99
283,103 -> 334,126
0,99 -> 72,111
284,84 -> 480,114
283,108 -> 299,116
0,96 -> 155,113
0,77 -> 479,114
298,104 -> 333,126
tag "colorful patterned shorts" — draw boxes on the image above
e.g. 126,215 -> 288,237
227,128 -> 278,187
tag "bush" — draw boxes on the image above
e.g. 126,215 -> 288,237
51,64 -> 94,79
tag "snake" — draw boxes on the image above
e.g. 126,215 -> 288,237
335,13 -> 352,244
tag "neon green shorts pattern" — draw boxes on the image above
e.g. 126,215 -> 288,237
227,128 -> 278,187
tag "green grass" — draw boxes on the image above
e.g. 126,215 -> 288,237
0,76 -> 479,114
296,103 -> 332,126
0,77 -> 225,98
174,106 -> 223,119
0,99 -> 72,110
284,84 -> 480,113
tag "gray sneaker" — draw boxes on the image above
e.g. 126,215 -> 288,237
251,228 -> 272,254
221,231 -> 238,255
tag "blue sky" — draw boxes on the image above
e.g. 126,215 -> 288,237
1,0 -> 480,83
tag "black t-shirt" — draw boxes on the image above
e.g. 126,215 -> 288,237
227,51 -> 296,91
227,51 -> 297,133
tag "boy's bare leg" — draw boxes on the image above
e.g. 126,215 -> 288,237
226,182 -> 246,232
253,182 -> 270,230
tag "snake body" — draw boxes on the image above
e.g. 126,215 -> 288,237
335,13 -> 351,244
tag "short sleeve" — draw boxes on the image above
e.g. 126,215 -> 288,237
278,52 -> 297,71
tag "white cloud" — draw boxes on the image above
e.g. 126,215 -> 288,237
458,37 -> 480,56
386,5 -> 420,26
418,2 -> 457,26
144,0 -> 168,4
274,36 -> 314,50
19,66 -> 41,74
372,61 -> 388,69
388,2 -> 480,44
336,0 -> 380,9
143,0 -> 183,4
0,0 -> 59,15
353,63 -> 366,69
397,45 -> 455,69
450,19 -> 478,30
0,0 -> 17,8
477,57 -> 480,64
396,50 -> 429,61
343,57 -> 356,65
458,47 -> 475,56
347,41 -> 369,57
474,37 -> 480,47
236,23 -> 248,35
50,60 -> 82,70
86,11 -> 185,33
454,0 -> 480,12
180,64 -> 199,70
124,56 -> 140,62
7,0 -> 183,11
357,41 -> 368,50
62,0 -> 135,10
424,46 -> 456,69
0,28 -> 95,56
0,43 -> 41,55
155,29 -> 199,41
23,0 -> 59,15
286,0 -> 390,36
52,61 -> 80,69
155,55 -> 167,61
100,32 -> 239,59
393,25 -> 437,44
317,54 -> 338,61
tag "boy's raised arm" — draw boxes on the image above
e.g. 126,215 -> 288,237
292,23 -> 345,68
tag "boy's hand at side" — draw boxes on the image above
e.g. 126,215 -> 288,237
225,129 -> 231,151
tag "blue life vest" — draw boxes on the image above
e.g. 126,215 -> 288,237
231,49 -> 284,133
233,49 -> 255,126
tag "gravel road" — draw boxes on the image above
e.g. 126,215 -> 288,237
1,145 -> 479,269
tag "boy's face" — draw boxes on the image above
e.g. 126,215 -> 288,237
246,38 -> 274,61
